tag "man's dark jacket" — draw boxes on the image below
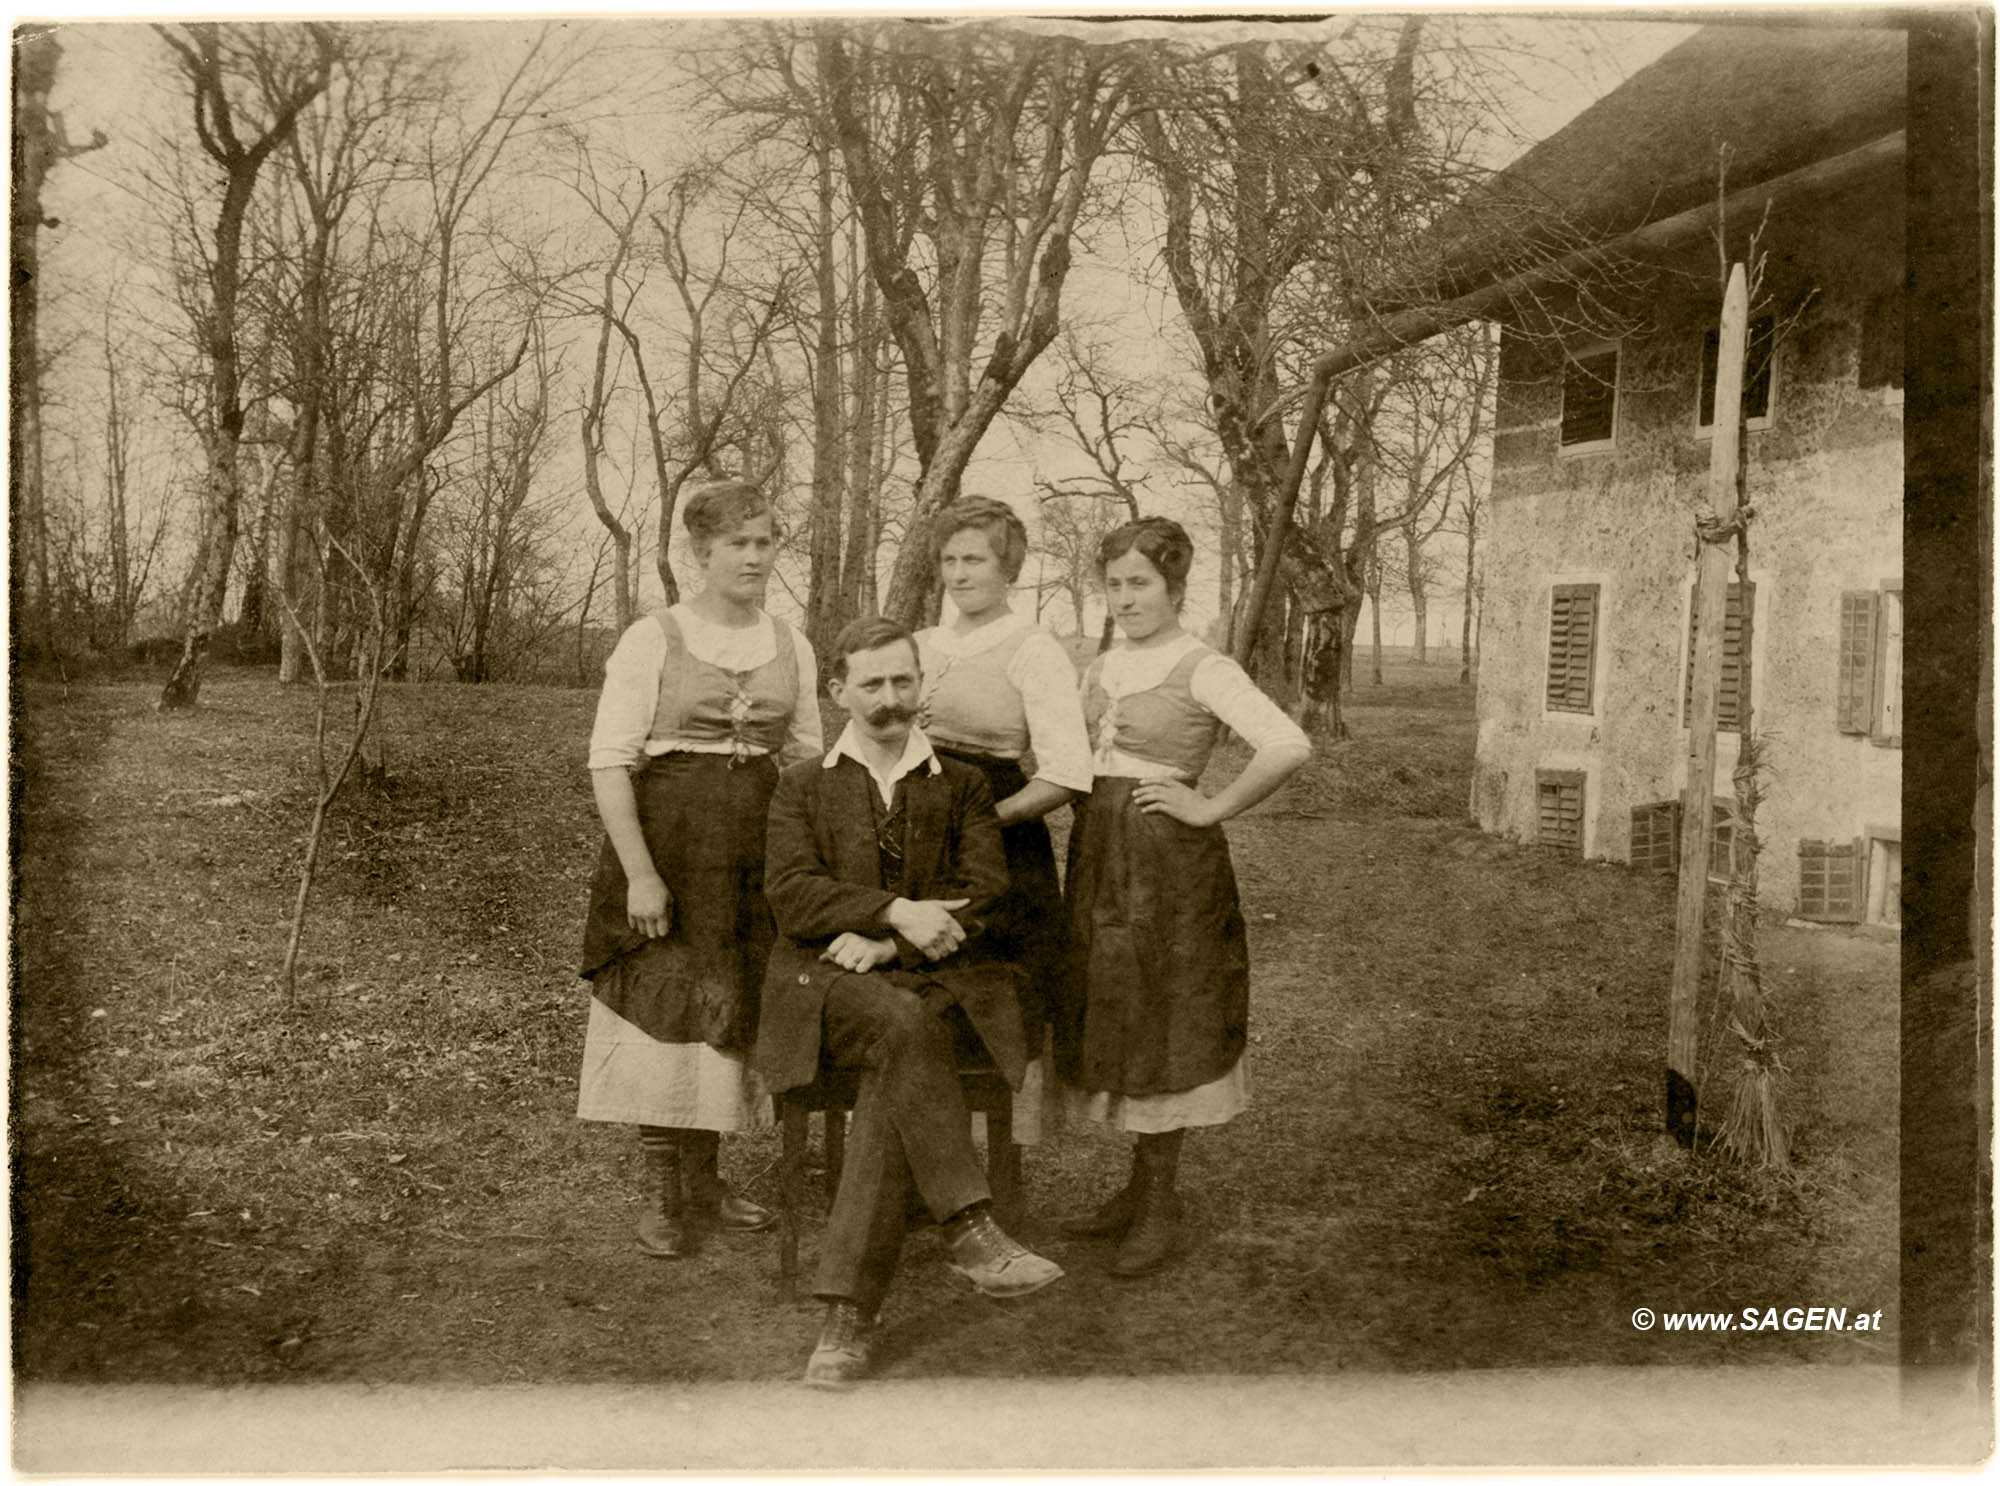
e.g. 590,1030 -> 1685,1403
754,747 -> 1024,1095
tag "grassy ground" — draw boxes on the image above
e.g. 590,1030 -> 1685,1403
12,658 -> 1896,1384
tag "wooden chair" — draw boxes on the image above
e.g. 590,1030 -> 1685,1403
775,1066 -> 1021,1300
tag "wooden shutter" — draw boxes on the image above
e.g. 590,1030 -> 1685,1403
1560,347 -> 1618,447
1630,799 -> 1680,873
1544,584 -> 1599,712
1797,838 -> 1866,922
1537,772 -> 1585,854
1836,590 -> 1879,734
1684,581 -> 1755,731
1873,587 -> 1902,747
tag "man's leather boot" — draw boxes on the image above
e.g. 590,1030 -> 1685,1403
804,1300 -> 875,1389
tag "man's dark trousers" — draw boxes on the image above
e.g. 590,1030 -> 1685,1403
812,971 -> 991,1311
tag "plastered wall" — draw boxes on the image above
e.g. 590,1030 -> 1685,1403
1473,258 -> 1902,913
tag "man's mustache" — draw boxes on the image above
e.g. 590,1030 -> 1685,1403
865,703 -> 917,725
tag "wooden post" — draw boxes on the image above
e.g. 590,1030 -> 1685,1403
1667,262 -> 1749,1147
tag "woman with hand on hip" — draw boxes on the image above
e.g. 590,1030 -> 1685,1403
914,497 -> 1093,1142
1056,516 -> 1310,1277
576,480 -> 821,1258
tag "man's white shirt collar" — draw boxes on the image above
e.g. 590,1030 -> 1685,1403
824,720 -> 942,807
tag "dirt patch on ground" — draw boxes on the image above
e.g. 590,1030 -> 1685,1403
12,663 -> 1896,1384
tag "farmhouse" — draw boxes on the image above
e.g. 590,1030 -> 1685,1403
1448,26 -> 1906,923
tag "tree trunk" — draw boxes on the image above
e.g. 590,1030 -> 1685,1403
1459,493 -> 1478,687
10,27 -> 88,663
804,133 -> 847,658
238,453 -> 282,644
579,404 -> 634,634
157,25 -> 331,708
1404,519 -> 1428,666
159,438 -> 244,708
277,498 -> 306,683
1369,559 -> 1384,685
1217,479 -> 1244,650
103,328 -> 136,646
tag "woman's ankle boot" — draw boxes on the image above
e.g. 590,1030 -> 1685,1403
637,1137 -> 693,1258
1059,1149 -> 1148,1239
1111,1132 -> 1183,1277
686,1130 -> 775,1232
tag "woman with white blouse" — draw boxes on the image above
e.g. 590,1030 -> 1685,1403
577,481 -> 822,1259
1056,516 -> 1311,1277
915,497 -> 1094,1143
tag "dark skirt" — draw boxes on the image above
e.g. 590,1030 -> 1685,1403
578,752 -> 779,1055
1053,776 -> 1250,1097
934,746 -> 1067,1035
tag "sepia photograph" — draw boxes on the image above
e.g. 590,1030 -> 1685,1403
9,2 -> 1990,1472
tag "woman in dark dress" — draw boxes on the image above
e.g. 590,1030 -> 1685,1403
914,498 -> 1093,1137
1056,517 -> 1311,1276
576,481 -> 821,1258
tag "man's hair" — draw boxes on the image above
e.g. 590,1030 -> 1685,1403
828,615 -> 920,683
931,495 -> 1029,581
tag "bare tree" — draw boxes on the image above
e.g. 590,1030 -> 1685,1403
45,309 -> 174,653
1135,30 -> 1423,700
1453,470 -> 1485,686
154,22 -> 335,709
564,145 -> 665,634
276,525 -> 391,1005
1034,490 -> 1121,639
647,169 -> 799,603
1018,330 -> 1159,649
263,26 -> 451,684
685,25 -> 911,658
1364,539 -> 1386,685
814,21 -> 1131,626
11,25 -> 108,662
435,332 -> 559,682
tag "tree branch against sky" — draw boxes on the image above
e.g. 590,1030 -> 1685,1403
154,21 -> 336,709
815,20 -> 1132,627
28,16 -> 1688,690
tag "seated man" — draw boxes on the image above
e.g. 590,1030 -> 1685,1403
757,615 -> 1062,1389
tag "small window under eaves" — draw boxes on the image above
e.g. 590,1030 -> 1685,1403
1698,315 -> 1777,432
1560,345 -> 1618,450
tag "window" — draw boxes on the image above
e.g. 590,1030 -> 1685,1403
1698,314 -> 1777,430
1536,771 -> 1586,854
1797,838 -> 1867,923
1628,798 -> 1736,877
1560,345 -> 1618,450
1864,828 -> 1901,927
1858,293 -> 1904,392
1544,584 -> 1600,713
1682,581 -> 1755,732
1836,582 -> 1902,747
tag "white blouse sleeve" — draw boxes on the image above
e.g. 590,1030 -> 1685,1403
587,619 -> 668,771
1188,653 -> 1312,757
1006,631 -> 1095,793
782,626 -> 826,767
